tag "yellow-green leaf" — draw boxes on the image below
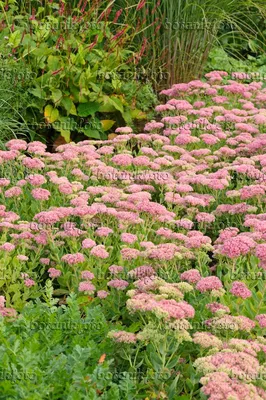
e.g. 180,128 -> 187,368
98,103 -> 116,113
69,102 -> 77,116
131,109 -> 147,120
101,120 -> 115,132
44,105 -> 59,123
60,130 -> 71,143
9,31 -> 22,48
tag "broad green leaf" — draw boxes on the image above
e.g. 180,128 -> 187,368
30,19 -> 39,27
99,95 -> 124,113
14,15 -> 27,20
88,82 -> 101,93
22,34 -> 36,47
9,30 -> 22,48
51,89 -> 62,104
81,128 -> 101,139
61,97 -> 77,115
248,39 -> 259,53
47,55 -> 61,71
53,117 -> 77,131
166,356 -> 180,369
44,105 -> 59,123
79,72 -> 87,89
77,102 -> 100,117
36,71 -> 52,86
109,96 -> 124,113
70,53 -> 77,64
98,103 -> 116,113
61,97 -> 72,113
29,87 -> 46,100
78,93 -> 88,103
33,46 -> 51,57
101,120 -> 115,131
168,376 -> 182,399
121,110 -> 132,125
148,351 -> 163,371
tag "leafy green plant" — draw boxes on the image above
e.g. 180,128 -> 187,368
205,47 -> 266,79
0,0 -> 157,142
0,293 -> 123,400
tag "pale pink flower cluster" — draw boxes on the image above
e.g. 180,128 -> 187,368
81,270 -> 95,280
230,281 -> 252,299
115,127 -> 133,134
109,330 -> 137,343
128,265 -> 155,279
31,188 -> 50,201
0,295 -> 16,317
108,279 -> 129,290
196,277 -> 223,292
78,281 -> 95,293
255,314 -> 266,328
95,227 -> 113,237
17,255 -> 29,261
40,258 -> 50,265
5,187 -> 22,198
180,269 -> 201,283
24,279 -> 35,287
61,253 -> 85,265
109,265 -> 123,274
200,371 -> 266,400
97,290 -> 109,299
48,268 -> 61,278
219,235 -> 256,259
90,245 -> 109,259
206,303 -> 230,314
82,239 -> 96,249
26,174 -> 46,186
0,242 -> 15,252
121,233 -> 137,244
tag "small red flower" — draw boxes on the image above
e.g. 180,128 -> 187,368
113,9 -> 123,23
137,0 -> 146,11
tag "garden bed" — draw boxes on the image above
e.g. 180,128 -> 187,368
0,72 -> 266,399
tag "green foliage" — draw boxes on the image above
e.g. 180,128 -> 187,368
0,1 -> 157,142
114,0 -> 266,86
217,6 -> 266,59
0,61 -> 37,144
205,47 -> 266,77
0,296 -> 121,399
